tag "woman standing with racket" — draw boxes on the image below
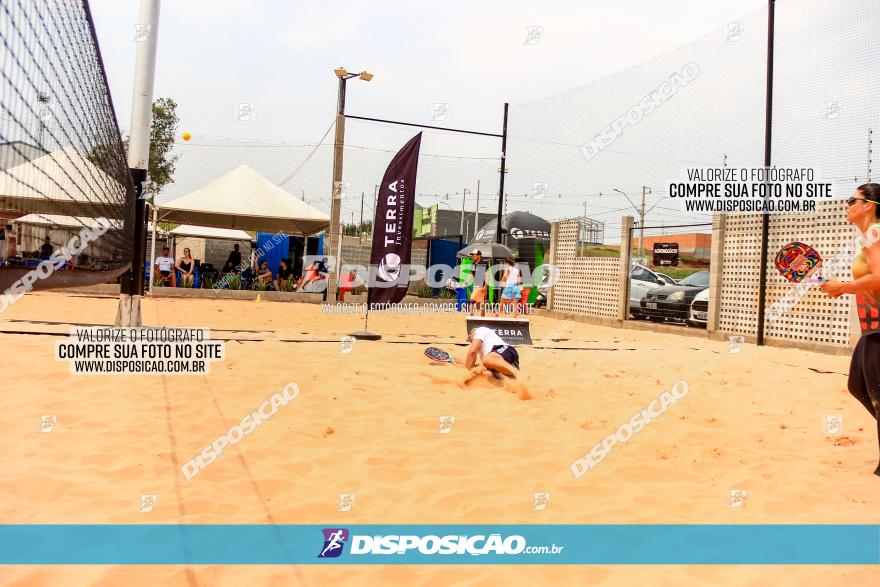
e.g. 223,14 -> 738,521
820,183 -> 880,476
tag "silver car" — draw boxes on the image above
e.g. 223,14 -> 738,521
629,264 -> 666,319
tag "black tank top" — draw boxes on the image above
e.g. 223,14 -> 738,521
180,260 -> 192,272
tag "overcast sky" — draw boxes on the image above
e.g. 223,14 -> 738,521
91,0 -> 768,148
86,0 -> 878,239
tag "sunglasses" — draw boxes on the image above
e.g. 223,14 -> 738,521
847,197 -> 880,206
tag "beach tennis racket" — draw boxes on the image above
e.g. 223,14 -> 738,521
775,242 -> 825,283
425,347 -> 455,364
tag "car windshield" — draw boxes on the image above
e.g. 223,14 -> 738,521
679,271 -> 709,287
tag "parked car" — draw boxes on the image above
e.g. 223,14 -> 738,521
629,264 -> 667,319
638,270 -> 710,323
686,287 -> 709,328
655,272 -> 678,286
533,271 -> 550,308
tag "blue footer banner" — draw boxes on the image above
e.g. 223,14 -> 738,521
1,525 -> 879,564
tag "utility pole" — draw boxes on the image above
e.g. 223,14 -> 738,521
459,188 -> 468,238
328,78 -> 346,301
473,179 -> 480,241
639,185 -> 650,256
359,191 -> 364,238
327,67 -> 372,302
370,184 -> 378,239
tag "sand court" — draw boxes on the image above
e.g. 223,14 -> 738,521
0,292 -> 878,585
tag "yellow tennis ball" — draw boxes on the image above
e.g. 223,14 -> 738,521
182,132 -> 192,141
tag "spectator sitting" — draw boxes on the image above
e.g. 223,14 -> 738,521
177,247 -> 195,287
154,247 -> 176,287
219,260 -> 236,277
274,258 -> 293,291
255,260 -> 273,289
39,236 -> 53,259
225,244 -> 242,271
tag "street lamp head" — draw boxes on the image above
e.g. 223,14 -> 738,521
334,67 -> 348,78
358,71 -> 374,81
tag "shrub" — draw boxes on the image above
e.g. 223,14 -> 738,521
226,274 -> 242,290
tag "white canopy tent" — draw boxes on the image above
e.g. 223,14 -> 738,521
154,165 -> 329,234
166,224 -> 250,241
13,213 -> 126,231
148,166 -> 329,291
0,146 -> 126,218
13,213 -> 165,236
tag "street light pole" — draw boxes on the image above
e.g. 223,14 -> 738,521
327,67 -> 371,302
473,179 -> 480,242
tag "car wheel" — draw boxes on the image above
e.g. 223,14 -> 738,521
685,320 -> 695,327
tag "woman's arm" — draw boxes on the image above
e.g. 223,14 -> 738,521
840,243 -> 880,294
464,338 -> 482,369
829,240 -> 880,296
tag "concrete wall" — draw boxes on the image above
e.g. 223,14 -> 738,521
203,238 -> 252,269
415,205 -> 497,242
548,218 -> 626,319
547,205 -> 858,354
716,200 -> 855,350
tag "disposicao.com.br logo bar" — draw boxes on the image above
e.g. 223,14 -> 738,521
317,528 -> 563,559
2,524 -> 879,564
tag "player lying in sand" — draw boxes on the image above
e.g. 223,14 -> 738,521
465,326 -> 520,378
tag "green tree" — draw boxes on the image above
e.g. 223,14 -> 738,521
124,97 -> 179,199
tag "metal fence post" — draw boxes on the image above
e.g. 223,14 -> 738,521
547,221 -> 558,311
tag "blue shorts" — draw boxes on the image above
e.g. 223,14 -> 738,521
501,285 -> 522,299
491,344 -> 520,370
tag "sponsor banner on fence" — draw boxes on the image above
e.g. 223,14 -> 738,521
466,316 -> 533,345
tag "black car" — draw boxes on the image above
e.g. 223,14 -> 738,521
638,270 -> 709,323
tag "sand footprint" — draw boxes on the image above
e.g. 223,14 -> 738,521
832,435 -> 858,446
